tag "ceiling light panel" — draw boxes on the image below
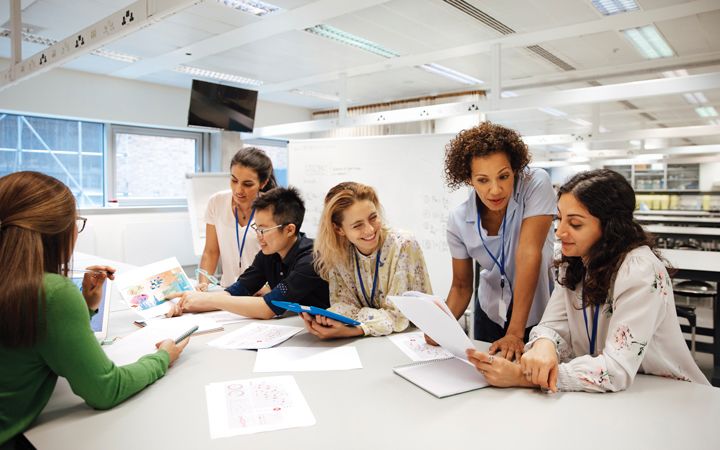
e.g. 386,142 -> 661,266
417,63 -> 484,85
174,65 -> 263,86
304,24 -> 400,58
623,25 -> 674,59
591,0 -> 639,16
215,0 -> 282,16
695,106 -> 718,118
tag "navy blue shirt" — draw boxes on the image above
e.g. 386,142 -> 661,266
225,233 -> 330,315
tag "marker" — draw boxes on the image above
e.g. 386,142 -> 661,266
174,325 -> 199,344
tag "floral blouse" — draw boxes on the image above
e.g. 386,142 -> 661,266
327,229 -> 433,337
527,246 -> 710,392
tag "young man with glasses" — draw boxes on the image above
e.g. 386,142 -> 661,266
167,187 -> 329,319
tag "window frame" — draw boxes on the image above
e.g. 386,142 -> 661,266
108,124 -> 208,207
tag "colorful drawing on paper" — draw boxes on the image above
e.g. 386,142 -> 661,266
114,257 -> 193,316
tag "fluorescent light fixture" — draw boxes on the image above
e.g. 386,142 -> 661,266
661,69 -> 688,78
290,89 -> 346,102
599,125 -> 609,132
683,92 -> 708,105
304,24 -> 399,58
417,63 -> 484,85
591,0 -> 639,16
501,91 -> 518,98
623,25 -> 674,59
174,65 -> 263,86
91,48 -> 140,63
695,106 -> 719,118
709,119 -> 720,126
538,107 -> 567,117
569,118 -> 592,127
216,0 -> 282,16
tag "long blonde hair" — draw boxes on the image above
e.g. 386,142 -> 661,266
313,182 -> 387,280
0,171 -> 77,347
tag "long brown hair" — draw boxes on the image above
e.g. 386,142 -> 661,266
556,169 -> 659,307
313,182 -> 387,280
0,171 -> 77,347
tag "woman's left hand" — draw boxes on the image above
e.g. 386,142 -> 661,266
300,312 -> 364,339
489,333 -> 525,361
81,265 -> 115,311
466,349 -> 527,388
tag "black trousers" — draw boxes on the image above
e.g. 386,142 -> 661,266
473,299 -> 533,343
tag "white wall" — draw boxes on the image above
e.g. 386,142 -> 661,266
700,162 -> 720,191
75,209 -> 198,267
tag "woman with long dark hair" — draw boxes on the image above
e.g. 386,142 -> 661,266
197,147 -> 277,289
0,172 -> 189,448
465,169 -> 708,392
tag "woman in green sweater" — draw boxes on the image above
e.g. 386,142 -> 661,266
0,171 -> 189,449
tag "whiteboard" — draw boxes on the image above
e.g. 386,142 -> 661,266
288,134 -> 469,296
186,173 -> 230,256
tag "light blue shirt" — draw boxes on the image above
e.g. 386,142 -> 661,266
446,167 -> 556,327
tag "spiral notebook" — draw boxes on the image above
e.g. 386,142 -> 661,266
393,356 -> 488,398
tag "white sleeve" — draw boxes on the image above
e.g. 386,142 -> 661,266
526,282 -> 574,362
522,169 -> 556,219
555,255 -> 670,393
204,192 -> 220,225
446,209 -> 470,259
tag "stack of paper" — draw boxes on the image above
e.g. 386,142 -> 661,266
207,323 -> 303,350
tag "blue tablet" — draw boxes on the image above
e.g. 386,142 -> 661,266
271,301 -> 362,327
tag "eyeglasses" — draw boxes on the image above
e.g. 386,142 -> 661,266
250,223 -> 285,236
76,216 -> 87,233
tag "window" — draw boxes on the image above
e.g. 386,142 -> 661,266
0,113 -> 105,207
110,126 -> 203,206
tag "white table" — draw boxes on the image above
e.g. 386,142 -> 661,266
24,311 -> 720,450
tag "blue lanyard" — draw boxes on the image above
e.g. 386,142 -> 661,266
234,207 -> 255,268
355,247 -> 382,308
582,301 -> 600,355
477,208 -> 514,296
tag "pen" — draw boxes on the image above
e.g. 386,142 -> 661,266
175,325 -> 199,344
71,269 -> 115,276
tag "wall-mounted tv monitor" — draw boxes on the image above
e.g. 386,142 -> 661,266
187,79 -> 258,132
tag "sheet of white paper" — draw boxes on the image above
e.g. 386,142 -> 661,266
388,331 -> 454,362
144,313 -> 222,334
200,310 -> 251,325
388,294 -> 475,362
207,323 -> 303,350
253,346 -> 362,372
103,322 -> 196,366
205,376 -> 316,438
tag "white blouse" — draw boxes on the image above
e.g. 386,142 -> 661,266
527,246 -> 710,392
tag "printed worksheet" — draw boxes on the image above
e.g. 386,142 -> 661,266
388,331 -> 454,361
254,346 -> 362,372
207,323 -> 303,350
205,376 -> 316,438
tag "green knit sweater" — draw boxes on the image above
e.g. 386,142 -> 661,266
0,274 -> 170,445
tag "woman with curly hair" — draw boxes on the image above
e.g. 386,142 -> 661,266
466,169 -> 708,391
440,122 -> 556,361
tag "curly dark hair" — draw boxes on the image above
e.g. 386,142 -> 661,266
444,122 -> 531,190
556,169 -> 662,307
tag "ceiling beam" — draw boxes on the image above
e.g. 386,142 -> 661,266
250,73 -> 720,138
112,0 -> 392,79
259,0 -> 720,93
503,52 -> 720,90
0,0 -> 201,91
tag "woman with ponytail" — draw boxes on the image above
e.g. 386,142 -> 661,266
464,169 -> 708,392
0,172 -> 189,449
